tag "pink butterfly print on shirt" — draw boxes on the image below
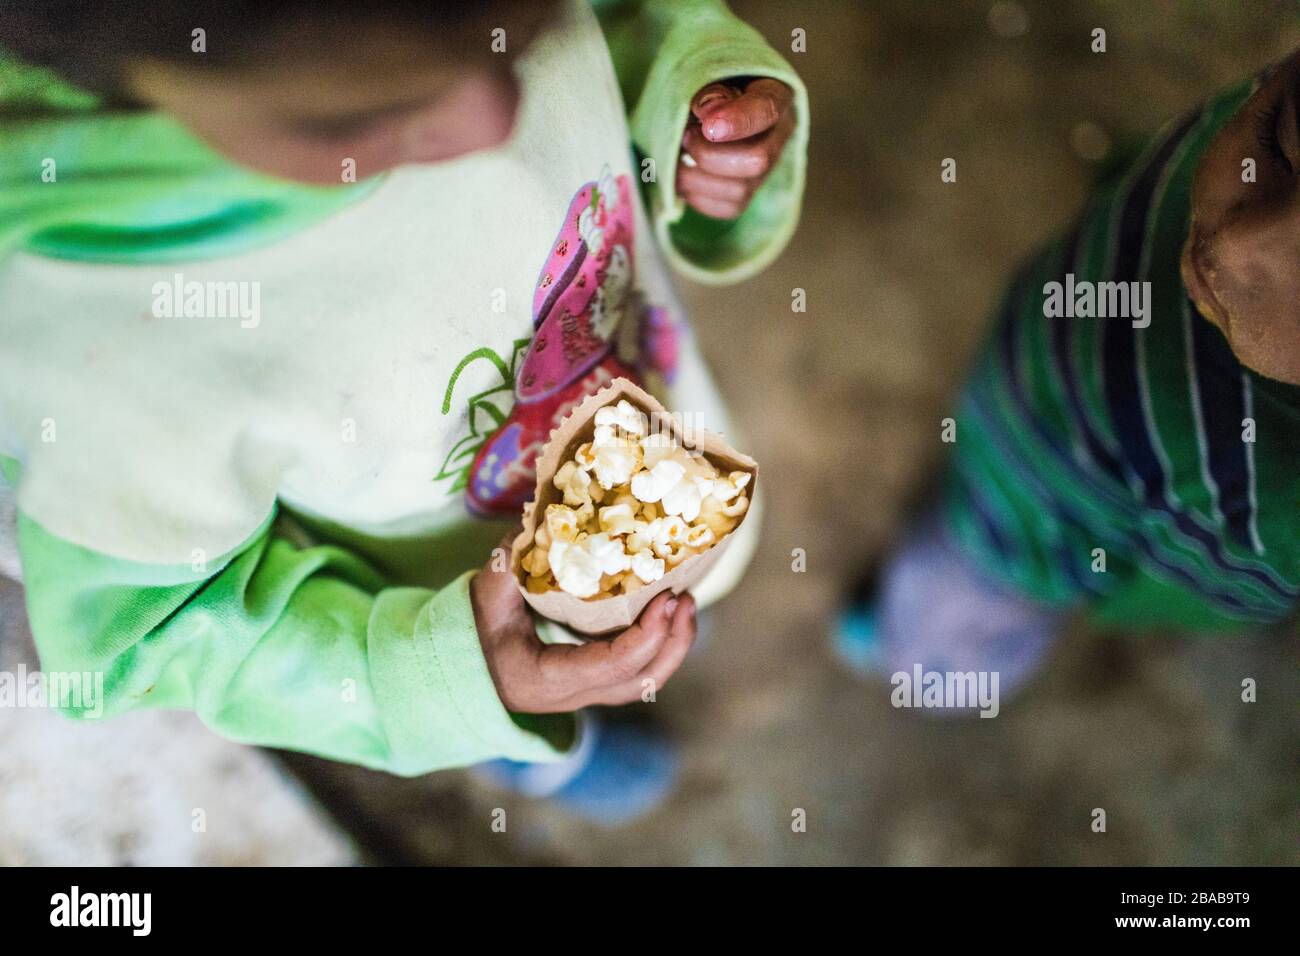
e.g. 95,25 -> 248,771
465,168 -> 648,515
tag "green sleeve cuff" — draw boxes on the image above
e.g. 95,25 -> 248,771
630,20 -> 809,285
369,572 -> 576,776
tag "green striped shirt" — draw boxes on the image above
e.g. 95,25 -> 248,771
944,77 -> 1300,630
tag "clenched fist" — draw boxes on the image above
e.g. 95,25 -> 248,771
677,77 -> 796,220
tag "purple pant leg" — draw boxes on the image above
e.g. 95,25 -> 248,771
876,511 -> 1067,699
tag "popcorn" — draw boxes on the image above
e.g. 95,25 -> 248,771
721,495 -> 749,518
610,489 -> 639,511
630,549 -> 665,585
711,471 -> 751,503
519,394 -> 752,601
658,515 -> 688,544
685,524 -> 715,549
545,504 -> 581,544
521,544 -> 550,577
631,456 -> 717,522
698,491 -> 749,538
548,540 -> 603,598
640,431 -> 675,469
591,436 -> 640,489
574,442 -> 598,470
661,474 -> 710,522
583,409 -> 645,490
598,503 -> 638,535
625,519 -> 656,554
595,399 -> 648,437
664,545 -> 698,568
631,459 -> 685,504
585,532 -> 632,576
554,461 -> 592,507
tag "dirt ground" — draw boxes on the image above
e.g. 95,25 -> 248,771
3,1 -> 1297,865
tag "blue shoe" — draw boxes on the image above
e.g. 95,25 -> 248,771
474,714 -> 678,826
831,598 -> 885,676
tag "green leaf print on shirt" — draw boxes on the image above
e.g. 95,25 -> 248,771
434,338 -> 530,493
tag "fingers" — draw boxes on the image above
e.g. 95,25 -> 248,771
677,165 -> 752,204
518,591 -> 699,712
624,593 -> 697,698
531,591 -> 677,708
675,166 -> 753,220
697,77 -> 792,143
681,124 -> 774,179
480,529 -> 700,713
678,191 -> 748,221
678,78 -> 795,220
677,114 -> 794,219
579,593 -> 697,708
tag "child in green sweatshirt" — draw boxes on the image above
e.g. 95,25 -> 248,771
0,0 -> 807,821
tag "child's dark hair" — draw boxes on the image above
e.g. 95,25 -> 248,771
0,0 -> 557,99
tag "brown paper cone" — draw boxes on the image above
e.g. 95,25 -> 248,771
511,377 -> 757,637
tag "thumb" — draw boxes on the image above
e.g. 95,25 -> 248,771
475,532 -> 527,616
690,82 -> 741,123
700,77 -> 791,142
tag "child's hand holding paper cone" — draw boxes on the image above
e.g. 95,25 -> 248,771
469,377 -> 756,711
471,539 -> 697,712
511,378 -> 758,637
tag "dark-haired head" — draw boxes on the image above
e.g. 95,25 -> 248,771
0,1 -> 561,182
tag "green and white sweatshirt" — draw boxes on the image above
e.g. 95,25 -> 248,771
0,0 -> 807,774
